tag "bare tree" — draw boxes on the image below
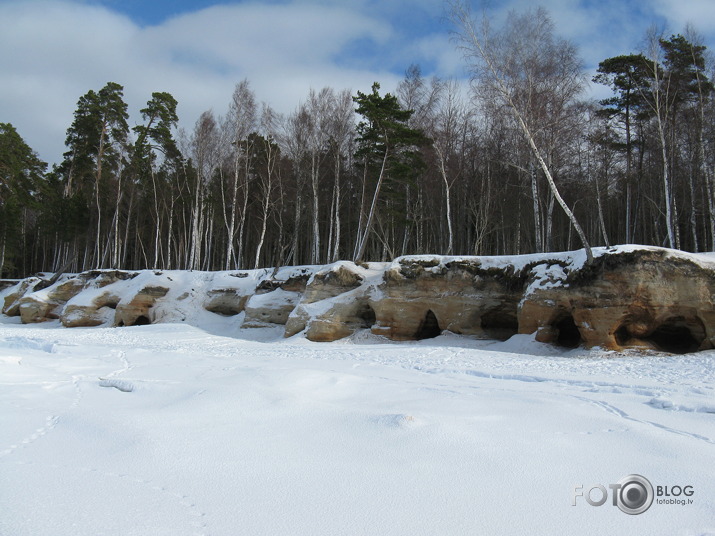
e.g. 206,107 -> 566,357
305,88 -> 332,264
432,79 -> 470,255
223,79 -> 258,269
188,111 -> 219,270
641,27 -> 678,249
282,104 -> 310,265
324,89 -> 355,262
450,2 -> 593,263
253,104 -> 280,269
683,24 -> 713,250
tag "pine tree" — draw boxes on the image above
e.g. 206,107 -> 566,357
352,82 -> 428,261
57,82 -> 129,269
0,123 -> 46,276
132,92 -> 181,269
593,54 -> 652,244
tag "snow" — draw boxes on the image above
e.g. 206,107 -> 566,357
396,244 -> 715,276
3,246 -> 715,534
1,318 -> 714,536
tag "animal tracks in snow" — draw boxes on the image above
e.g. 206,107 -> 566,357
0,378 -> 81,459
0,349 -> 133,458
0,415 -> 59,457
11,460 -> 210,536
573,395 -> 715,445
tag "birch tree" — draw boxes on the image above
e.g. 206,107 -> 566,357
325,89 -> 354,262
188,111 -> 219,270
449,2 -> 593,263
283,105 -> 311,265
432,79 -> 469,255
253,105 -> 280,269
641,28 -> 679,249
224,79 -> 257,269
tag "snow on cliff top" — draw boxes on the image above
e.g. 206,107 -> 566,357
393,244 -> 715,273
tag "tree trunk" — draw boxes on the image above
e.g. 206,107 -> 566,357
94,123 -> 107,268
522,117 -> 592,263
331,152 -> 341,263
310,153 -> 321,264
435,145 -> 454,255
656,116 -> 676,249
0,228 -> 6,279
545,190 -> 555,251
530,163 -> 543,253
353,144 -> 390,262
595,170 -> 610,247
224,155 -> 241,270
236,165 -> 250,269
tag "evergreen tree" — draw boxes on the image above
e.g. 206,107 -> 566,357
352,82 -> 428,261
56,82 -> 129,269
132,92 -> 181,269
660,34 -> 713,106
593,54 -> 653,243
0,123 -> 46,276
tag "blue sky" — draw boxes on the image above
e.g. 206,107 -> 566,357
2,0 -> 714,165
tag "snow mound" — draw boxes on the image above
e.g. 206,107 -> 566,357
99,378 -> 135,392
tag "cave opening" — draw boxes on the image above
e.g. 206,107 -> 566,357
357,303 -> 376,328
553,313 -> 582,348
415,309 -> 441,340
614,316 -> 704,354
614,324 -> 630,346
648,318 -> 703,354
480,309 -> 518,341
208,306 -> 242,317
132,315 -> 151,326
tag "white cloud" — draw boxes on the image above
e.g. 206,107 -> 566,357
3,0 -> 715,165
0,0 -> 398,164
651,0 -> 715,33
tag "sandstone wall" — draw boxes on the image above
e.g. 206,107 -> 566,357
368,257 -> 522,341
3,247 -> 714,354
518,249 -> 715,353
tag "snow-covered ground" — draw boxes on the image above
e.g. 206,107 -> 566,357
1,315 -> 714,536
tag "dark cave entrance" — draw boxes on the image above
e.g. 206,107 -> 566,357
480,309 -> 518,341
614,324 -> 631,346
415,309 -> 441,340
131,315 -> 151,326
553,313 -> 582,348
615,316 -> 704,354
649,323 -> 701,354
357,303 -> 376,328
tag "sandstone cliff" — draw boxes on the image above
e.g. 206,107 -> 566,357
2,246 -> 714,354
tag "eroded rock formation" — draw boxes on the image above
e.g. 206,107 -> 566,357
61,271 -> 138,327
518,248 -> 715,353
241,267 -> 313,328
2,246 -> 714,353
3,277 -> 43,317
285,262 -> 378,341
369,257 -> 523,341
204,289 -> 250,317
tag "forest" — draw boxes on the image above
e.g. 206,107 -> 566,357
1,6 -> 714,277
